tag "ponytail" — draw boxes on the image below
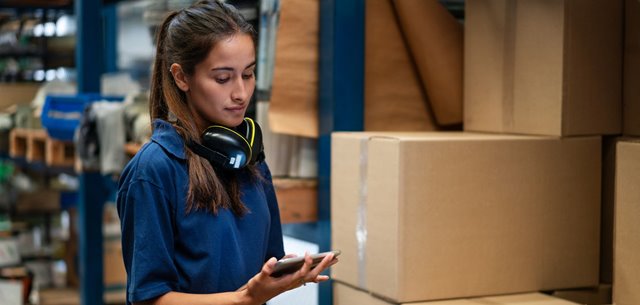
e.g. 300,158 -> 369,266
149,11 -> 178,123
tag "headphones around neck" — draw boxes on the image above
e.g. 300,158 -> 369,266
187,117 -> 264,170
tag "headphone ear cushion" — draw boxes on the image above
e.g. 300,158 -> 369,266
201,126 -> 251,169
238,118 -> 264,163
250,121 -> 264,163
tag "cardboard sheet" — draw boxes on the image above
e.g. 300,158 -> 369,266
269,0 -> 319,137
393,0 -> 463,126
364,0 -> 437,132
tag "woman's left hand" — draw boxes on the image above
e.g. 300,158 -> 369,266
239,252 -> 339,304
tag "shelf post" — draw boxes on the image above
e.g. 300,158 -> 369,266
318,0 -> 365,304
75,0 -> 105,305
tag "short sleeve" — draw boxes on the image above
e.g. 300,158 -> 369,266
117,179 -> 178,302
259,162 -> 285,261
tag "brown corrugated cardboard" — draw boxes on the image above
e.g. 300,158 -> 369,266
364,0 -> 437,132
0,83 -> 39,112
392,0 -> 463,126
332,132 -> 601,302
331,132 -> 402,287
613,140 -> 640,305
464,0 -> 622,136
334,281 -> 581,305
600,137 -> 619,284
269,0 -> 319,137
624,0 -> 640,136
103,237 -> 126,289
552,284 -> 612,305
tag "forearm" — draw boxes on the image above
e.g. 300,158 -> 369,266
134,290 -> 255,305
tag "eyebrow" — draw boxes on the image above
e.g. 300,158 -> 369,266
211,61 -> 256,72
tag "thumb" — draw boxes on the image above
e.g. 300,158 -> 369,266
261,257 -> 277,276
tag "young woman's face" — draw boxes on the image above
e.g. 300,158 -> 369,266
185,33 -> 256,129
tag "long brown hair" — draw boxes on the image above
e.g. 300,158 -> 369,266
149,0 -> 257,215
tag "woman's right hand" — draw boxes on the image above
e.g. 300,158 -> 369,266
239,252 -> 339,305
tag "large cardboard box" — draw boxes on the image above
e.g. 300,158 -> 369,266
333,281 -> 581,305
0,83 -> 39,112
613,140 -> 640,305
624,0 -> 640,136
600,137 -> 618,284
103,237 -> 126,289
552,284 -> 612,305
331,132 -> 601,302
464,0 -> 622,136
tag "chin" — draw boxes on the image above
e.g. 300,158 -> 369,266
217,117 -> 245,128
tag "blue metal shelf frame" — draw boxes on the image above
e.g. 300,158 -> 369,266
75,1 -> 119,305
317,1 -> 365,305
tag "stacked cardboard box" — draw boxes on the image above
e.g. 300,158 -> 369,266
623,0 -> 640,136
613,140 -> 640,305
331,132 -> 600,302
334,282 -> 581,305
464,0 -> 622,136
331,0 -> 626,304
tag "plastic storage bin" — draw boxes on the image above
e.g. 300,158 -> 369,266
41,93 -> 124,141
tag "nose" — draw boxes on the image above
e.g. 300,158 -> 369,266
231,77 -> 249,103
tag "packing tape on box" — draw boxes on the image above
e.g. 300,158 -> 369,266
356,137 -> 368,289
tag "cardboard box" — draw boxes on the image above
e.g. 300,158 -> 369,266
274,178 -> 318,224
464,0 -> 623,136
334,281 -> 581,305
103,237 -> 126,290
552,284 -> 612,305
0,83 -> 40,112
613,140 -> 640,305
331,132 -> 601,302
599,137 -> 617,284
624,0 -> 640,136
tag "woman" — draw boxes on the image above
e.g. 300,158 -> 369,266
116,1 -> 337,304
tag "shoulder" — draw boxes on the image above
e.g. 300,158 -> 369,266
120,140 -> 186,191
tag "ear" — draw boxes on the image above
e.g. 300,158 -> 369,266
170,63 -> 190,92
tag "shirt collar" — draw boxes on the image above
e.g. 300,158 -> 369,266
151,119 -> 187,160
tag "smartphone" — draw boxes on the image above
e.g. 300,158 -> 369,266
270,250 -> 341,277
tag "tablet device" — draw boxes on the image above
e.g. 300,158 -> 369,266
270,250 -> 341,277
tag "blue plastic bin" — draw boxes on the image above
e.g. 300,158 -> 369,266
41,93 -> 124,141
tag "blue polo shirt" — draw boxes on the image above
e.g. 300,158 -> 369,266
117,119 -> 285,304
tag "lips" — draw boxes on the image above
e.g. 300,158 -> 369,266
226,105 -> 246,112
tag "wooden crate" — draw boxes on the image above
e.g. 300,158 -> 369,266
46,138 -> 75,167
8,128 -> 46,162
8,128 -> 29,158
274,178 -> 318,223
27,128 -> 47,163
9,128 -> 76,166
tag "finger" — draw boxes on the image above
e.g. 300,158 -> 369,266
261,257 -> 277,276
298,252 -> 313,276
327,257 -> 339,267
314,275 -> 330,283
316,253 -> 335,270
308,253 -> 335,278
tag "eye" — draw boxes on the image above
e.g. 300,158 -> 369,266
242,71 -> 254,80
215,77 -> 230,84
